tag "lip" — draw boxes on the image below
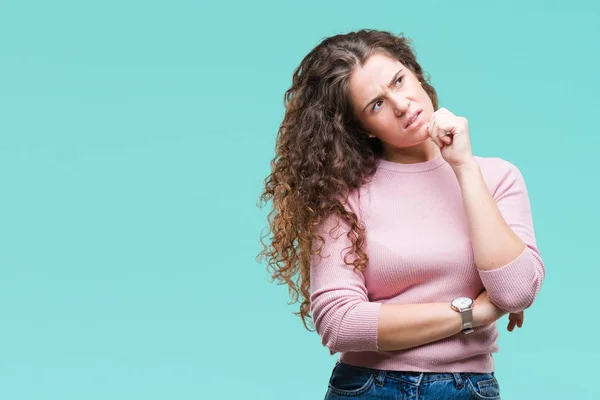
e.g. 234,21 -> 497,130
405,110 -> 422,129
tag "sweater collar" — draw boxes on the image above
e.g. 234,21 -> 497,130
375,155 -> 447,173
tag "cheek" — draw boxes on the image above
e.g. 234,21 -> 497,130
373,113 -> 396,131
420,90 -> 434,110
364,112 -> 383,126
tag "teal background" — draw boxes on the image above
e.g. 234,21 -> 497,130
0,0 -> 597,398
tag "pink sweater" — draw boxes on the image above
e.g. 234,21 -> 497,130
309,155 -> 545,373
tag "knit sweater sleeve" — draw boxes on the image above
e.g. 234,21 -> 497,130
477,160 -> 546,313
309,212 -> 381,355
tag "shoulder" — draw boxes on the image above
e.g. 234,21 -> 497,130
473,155 -> 520,174
315,187 -> 366,237
473,155 -> 527,196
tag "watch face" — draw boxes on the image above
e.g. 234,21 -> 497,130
452,297 -> 473,308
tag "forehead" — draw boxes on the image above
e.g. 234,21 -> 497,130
349,53 -> 407,106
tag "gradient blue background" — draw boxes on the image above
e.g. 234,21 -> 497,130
0,0 -> 597,398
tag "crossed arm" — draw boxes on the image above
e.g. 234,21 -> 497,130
310,159 -> 545,354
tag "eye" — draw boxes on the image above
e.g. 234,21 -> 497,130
371,76 -> 404,113
372,100 -> 383,112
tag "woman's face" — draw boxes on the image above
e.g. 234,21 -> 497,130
348,53 -> 434,148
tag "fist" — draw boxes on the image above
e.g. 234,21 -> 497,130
426,107 -> 474,168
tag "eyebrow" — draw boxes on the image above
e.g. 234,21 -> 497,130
361,68 -> 404,113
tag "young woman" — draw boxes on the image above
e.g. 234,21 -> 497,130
258,29 -> 545,399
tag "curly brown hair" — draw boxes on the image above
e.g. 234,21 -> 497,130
257,29 -> 439,331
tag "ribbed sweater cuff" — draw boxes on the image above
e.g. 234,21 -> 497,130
335,302 -> 381,352
477,246 -> 537,312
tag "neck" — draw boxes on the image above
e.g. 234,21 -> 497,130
381,139 -> 441,164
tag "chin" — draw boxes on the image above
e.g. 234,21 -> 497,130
409,127 -> 429,141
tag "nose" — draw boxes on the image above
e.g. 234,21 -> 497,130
390,93 -> 410,116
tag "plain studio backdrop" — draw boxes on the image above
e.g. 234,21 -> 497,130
0,0 -> 597,399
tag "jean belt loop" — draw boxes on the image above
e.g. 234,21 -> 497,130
374,369 -> 386,387
452,373 -> 464,388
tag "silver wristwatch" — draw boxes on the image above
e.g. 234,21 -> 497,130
451,297 -> 474,335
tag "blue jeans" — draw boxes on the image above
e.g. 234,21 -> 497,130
325,361 -> 501,399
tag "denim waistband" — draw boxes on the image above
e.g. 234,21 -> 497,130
338,362 -> 494,388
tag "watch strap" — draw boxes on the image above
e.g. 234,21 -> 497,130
460,308 -> 474,334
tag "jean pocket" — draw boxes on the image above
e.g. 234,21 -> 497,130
327,362 -> 376,396
466,373 -> 500,399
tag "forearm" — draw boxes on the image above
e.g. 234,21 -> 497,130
452,159 -> 526,271
377,302 -> 464,351
452,158 -> 544,312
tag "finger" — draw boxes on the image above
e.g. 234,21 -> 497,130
432,122 -> 457,148
427,122 -> 443,148
430,137 -> 442,148
435,121 -> 458,138
430,112 -> 460,139
516,311 -> 524,328
433,124 -> 452,145
507,320 -> 515,332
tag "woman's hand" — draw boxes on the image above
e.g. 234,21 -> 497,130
472,290 -> 506,327
507,310 -> 524,332
472,290 -> 525,332
426,107 -> 474,168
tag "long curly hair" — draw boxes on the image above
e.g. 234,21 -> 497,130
257,29 -> 439,331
